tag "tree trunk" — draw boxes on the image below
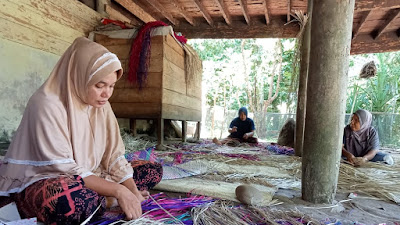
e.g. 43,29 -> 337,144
211,93 -> 217,137
263,40 -> 283,111
220,78 -> 227,139
295,0 -> 313,157
302,0 -> 355,204
241,40 -> 253,110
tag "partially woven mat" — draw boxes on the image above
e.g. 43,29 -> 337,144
154,177 -> 277,206
125,147 -> 157,162
162,160 -> 209,180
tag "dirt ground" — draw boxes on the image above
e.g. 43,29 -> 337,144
271,148 -> 400,225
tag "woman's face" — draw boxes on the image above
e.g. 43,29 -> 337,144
350,114 -> 361,131
239,112 -> 247,121
87,72 -> 117,108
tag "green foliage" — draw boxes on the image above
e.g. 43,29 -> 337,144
190,38 -> 301,113
191,38 -> 400,146
0,130 -> 9,143
346,52 -> 400,113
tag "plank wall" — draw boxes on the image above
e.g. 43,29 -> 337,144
0,0 -> 101,55
97,33 -> 202,121
160,35 -> 201,121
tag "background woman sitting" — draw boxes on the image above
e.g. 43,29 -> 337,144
342,109 -> 394,166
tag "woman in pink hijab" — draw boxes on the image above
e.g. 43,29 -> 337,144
0,37 -> 162,223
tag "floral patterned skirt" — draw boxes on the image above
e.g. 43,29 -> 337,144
10,160 -> 162,225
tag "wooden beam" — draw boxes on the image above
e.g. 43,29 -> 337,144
105,3 -> 142,27
115,0 -> 156,23
238,0 -> 251,25
143,0 -> 178,25
0,0 -> 101,55
352,10 -> 372,40
192,0 -> 214,26
374,8 -> 400,40
170,0 -> 195,26
214,0 -> 232,25
355,0 -> 400,12
263,0 -> 270,25
352,32 -> 400,54
174,17 -> 299,39
96,0 -> 111,17
287,0 -> 291,22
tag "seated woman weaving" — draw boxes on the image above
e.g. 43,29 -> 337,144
213,107 -> 258,145
0,37 -> 162,224
342,109 -> 394,166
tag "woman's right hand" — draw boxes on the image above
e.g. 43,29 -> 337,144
115,186 -> 142,220
347,154 -> 356,165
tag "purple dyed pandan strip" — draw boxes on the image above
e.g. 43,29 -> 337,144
266,143 -> 295,155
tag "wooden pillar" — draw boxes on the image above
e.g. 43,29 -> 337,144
182,120 -> 187,142
194,121 -> 201,140
302,0 -> 354,203
96,0 -> 109,17
156,118 -> 165,150
129,118 -> 137,136
295,0 -> 313,157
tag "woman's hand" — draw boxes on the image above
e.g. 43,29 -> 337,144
243,133 -> 249,139
104,190 -> 150,209
346,153 -> 356,165
115,186 -> 143,220
140,190 -> 150,200
230,126 -> 238,133
353,157 -> 368,167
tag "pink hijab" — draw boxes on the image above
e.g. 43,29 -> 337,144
0,37 -> 133,196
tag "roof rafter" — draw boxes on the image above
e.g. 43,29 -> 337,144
174,16 -> 299,39
352,10 -> 372,40
287,0 -> 291,22
115,0 -> 156,23
355,0 -> 400,12
263,0 -> 270,24
170,0 -> 195,26
351,32 -> 400,54
143,0 -> 178,25
237,0 -> 250,25
192,0 -> 214,26
374,8 -> 400,39
214,0 -> 232,25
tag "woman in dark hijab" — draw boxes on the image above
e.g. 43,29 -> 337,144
342,109 -> 393,166
213,107 -> 257,145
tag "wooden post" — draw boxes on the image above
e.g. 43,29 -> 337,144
129,118 -> 137,137
96,0 -> 110,17
302,0 -> 355,203
156,118 -> 165,150
182,120 -> 187,143
195,121 -> 201,140
295,0 -> 313,157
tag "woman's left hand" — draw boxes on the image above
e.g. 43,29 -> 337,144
140,190 -> 150,200
353,157 -> 368,167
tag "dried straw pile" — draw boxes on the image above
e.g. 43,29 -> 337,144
155,144 -> 400,204
359,61 -> 377,79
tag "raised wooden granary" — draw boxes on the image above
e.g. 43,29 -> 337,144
94,31 -> 202,149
